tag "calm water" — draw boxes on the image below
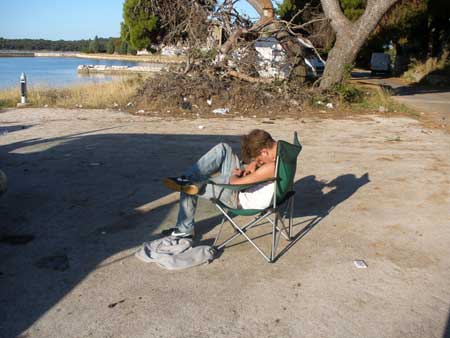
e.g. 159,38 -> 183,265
0,57 -> 145,89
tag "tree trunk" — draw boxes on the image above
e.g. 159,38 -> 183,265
319,0 -> 400,90
319,31 -> 360,89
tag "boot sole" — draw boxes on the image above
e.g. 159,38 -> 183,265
163,178 -> 199,195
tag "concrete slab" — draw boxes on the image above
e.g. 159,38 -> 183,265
0,108 -> 449,338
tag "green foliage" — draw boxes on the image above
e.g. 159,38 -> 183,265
277,0 -> 299,21
127,44 -> 137,55
350,1 -> 427,69
88,35 -> 100,53
0,38 -> 106,52
340,0 -> 366,21
106,39 -> 115,54
121,0 -> 161,51
0,37 -> 116,53
333,83 -> 364,103
342,63 -> 354,82
278,0 -> 366,23
277,0 -> 321,23
359,0 -> 450,71
118,41 -> 129,55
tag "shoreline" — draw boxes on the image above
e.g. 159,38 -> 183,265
0,51 -> 186,64
77,64 -> 169,74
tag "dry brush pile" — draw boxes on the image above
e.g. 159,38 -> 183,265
130,1 -> 331,116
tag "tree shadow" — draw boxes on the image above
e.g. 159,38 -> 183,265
0,128 -> 370,336
0,130 -> 242,338
393,84 -> 450,96
0,124 -> 34,135
444,309 -> 450,338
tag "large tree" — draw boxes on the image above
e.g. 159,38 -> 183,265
121,0 -> 161,50
121,0 -> 215,51
239,0 -> 399,88
319,0 -> 400,89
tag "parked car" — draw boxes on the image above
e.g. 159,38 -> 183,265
370,52 -> 391,75
0,170 -> 7,196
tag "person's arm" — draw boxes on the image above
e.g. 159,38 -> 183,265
230,162 -> 275,185
243,160 -> 259,176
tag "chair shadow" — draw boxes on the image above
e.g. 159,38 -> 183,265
194,173 -> 370,261
274,173 -> 370,261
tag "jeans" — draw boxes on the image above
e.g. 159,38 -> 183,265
176,143 -> 242,234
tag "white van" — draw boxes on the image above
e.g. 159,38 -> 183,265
370,53 -> 391,74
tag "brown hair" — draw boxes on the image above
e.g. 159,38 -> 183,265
241,129 -> 275,163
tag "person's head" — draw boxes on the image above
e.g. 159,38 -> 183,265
241,129 -> 277,165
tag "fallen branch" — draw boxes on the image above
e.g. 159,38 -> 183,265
227,70 -> 274,84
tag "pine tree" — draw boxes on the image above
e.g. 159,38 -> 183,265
88,35 -> 100,53
121,0 -> 160,51
119,41 -> 128,55
106,38 -> 115,54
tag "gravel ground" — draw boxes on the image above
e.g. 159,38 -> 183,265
0,108 -> 449,338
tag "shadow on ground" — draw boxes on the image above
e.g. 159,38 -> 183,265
0,124 -> 34,135
351,69 -> 450,96
0,130 -> 367,337
0,131 -> 241,337
202,173 -> 370,261
444,309 -> 450,338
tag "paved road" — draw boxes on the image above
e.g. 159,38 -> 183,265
393,86 -> 450,114
352,71 -> 450,127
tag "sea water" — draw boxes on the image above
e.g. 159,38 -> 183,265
0,56 -> 145,89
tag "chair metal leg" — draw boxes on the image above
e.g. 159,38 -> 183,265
267,214 -> 290,241
215,209 -> 273,251
212,199 -> 296,263
215,204 -> 272,262
270,213 -> 279,262
213,216 -> 227,247
288,197 -> 294,240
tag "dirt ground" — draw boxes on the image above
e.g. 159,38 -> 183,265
0,108 -> 449,338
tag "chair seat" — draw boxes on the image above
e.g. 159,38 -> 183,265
213,190 -> 295,217
213,199 -> 264,216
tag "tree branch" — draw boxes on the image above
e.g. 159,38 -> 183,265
353,0 -> 399,42
320,0 -> 351,33
227,70 -> 273,84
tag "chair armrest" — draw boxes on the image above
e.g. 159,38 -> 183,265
207,178 -> 276,191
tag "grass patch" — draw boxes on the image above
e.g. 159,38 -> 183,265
402,57 -> 449,84
330,82 -> 416,116
355,86 -> 416,115
301,81 -> 415,118
0,76 -> 145,109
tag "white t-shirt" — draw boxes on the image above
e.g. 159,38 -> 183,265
238,181 -> 275,209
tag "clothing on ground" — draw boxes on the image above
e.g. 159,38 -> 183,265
135,236 -> 215,270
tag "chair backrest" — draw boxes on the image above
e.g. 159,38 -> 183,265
274,132 -> 302,205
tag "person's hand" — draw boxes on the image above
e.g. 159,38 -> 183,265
232,168 -> 244,177
243,161 -> 258,176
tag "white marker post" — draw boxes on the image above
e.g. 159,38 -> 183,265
17,72 -> 30,107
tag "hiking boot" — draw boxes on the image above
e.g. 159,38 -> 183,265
163,176 -> 199,195
161,227 -> 194,238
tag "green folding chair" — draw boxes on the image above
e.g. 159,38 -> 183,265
209,132 -> 302,263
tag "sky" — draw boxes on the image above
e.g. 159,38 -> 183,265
0,0 -> 260,41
